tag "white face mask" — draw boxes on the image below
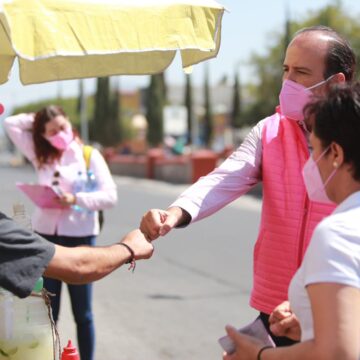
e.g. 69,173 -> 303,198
302,147 -> 337,204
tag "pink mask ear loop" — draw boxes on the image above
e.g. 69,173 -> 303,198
314,146 -> 330,163
323,166 -> 338,188
307,74 -> 335,91
315,146 -> 338,188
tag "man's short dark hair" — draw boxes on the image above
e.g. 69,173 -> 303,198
295,26 -> 356,82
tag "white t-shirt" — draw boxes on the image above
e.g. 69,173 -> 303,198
289,191 -> 360,341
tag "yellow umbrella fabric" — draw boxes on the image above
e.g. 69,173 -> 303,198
0,0 -> 224,84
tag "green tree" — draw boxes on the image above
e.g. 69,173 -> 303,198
159,72 -> 167,102
146,74 -> 165,146
92,77 -> 110,144
184,74 -> 193,145
231,70 -> 242,129
13,99 -> 79,127
77,79 -> 89,143
203,64 -> 213,147
91,77 -> 122,146
231,69 -> 243,146
284,6 -> 291,56
108,77 -> 122,145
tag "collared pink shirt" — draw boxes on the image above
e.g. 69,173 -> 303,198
170,117 -> 309,222
4,113 -> 117,236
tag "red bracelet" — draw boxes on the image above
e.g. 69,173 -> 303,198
257,346 -> 272,360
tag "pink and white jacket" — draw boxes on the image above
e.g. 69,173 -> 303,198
172,108 -> 335,314
4,113 -> 117,237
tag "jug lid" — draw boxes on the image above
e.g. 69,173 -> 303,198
32,277 -> 43,293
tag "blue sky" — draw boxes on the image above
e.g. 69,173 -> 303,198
1,0 -> 360,114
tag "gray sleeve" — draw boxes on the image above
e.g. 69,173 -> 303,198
0,212 -> 55,298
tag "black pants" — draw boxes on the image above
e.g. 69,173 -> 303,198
259,312 -> 299,347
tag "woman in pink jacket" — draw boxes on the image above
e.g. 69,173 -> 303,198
4,105 -> 117,360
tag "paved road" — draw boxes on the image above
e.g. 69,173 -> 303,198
0,163 -> 262,360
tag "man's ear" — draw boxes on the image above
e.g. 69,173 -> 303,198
332,72 -> 346,84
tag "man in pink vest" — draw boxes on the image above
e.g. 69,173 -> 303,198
140,26 -> 356,346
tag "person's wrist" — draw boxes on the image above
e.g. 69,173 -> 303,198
257,346 -> 272,360
118,243 -> 136,272
167,206 -> 182,225
118,243 -> 135,263
168,207 -> 190,227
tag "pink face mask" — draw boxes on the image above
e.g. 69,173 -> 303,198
302,147 -> 337,204
45,127 -> 73,150
279,76 -> 334,121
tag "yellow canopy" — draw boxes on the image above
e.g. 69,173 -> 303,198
0,0 -> 224,84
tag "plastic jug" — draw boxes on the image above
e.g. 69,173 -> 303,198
12,203 -> 32,230
0,278 -> 53,360
72,171 -> 86,212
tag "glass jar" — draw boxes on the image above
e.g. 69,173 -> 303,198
0,279 -> 53,360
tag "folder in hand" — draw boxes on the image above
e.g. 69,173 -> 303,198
16,183 -> 66,209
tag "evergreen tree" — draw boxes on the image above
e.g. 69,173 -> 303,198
231,70 -> 242,129
77,79 -> 89,143
92,77 -> 110,144
92,76 -> 121,146
184,74 -> 193,145
108,77 -> 122,145
76,79 -> 84,115
230,70 -> 243,147
146,74 -> 164,146
159,72 -> 167,102
203,64 -> 213,147
284,5 -> 291,56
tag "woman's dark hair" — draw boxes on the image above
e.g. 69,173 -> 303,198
33,105 -> 67,167
295,26 -> 356,82
305,82 -> 360,181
